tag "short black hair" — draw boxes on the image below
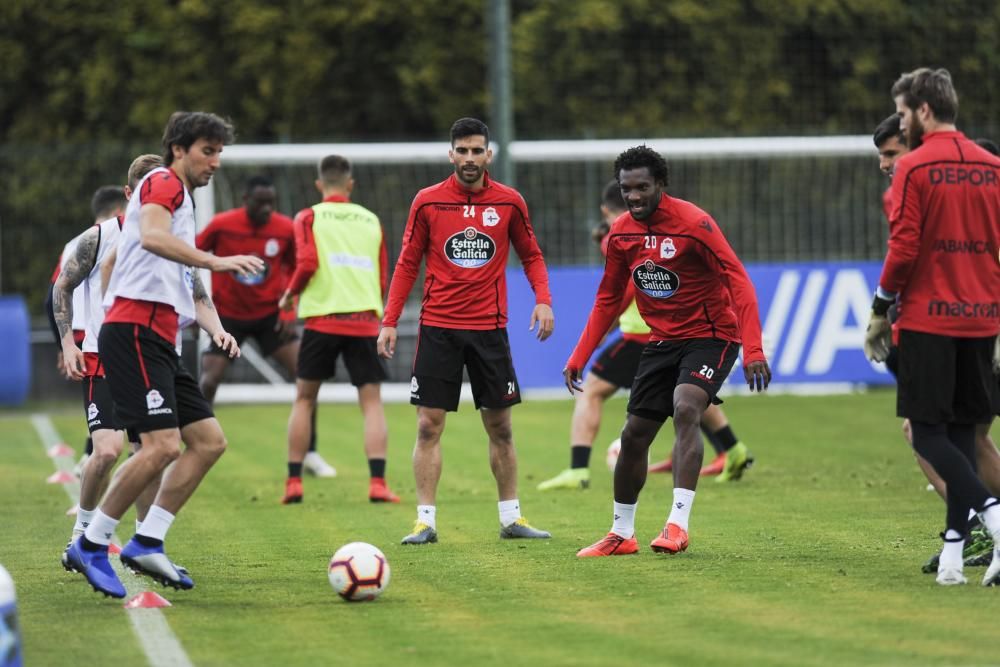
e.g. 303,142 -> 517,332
318,155 -> 351,187
613,145 -> 669,186
90,185 -> 126,219
975,138 -> 999,156
244,175 -> 274,194
161,111 -> 235,166
873,114 -> 904,148
450,117 -> 490,146
601,179 -> 626,213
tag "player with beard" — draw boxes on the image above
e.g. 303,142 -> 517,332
64,112 -> 264,598
379,117 -> 555,545
196,176 -> 336,478
864,68 -> 1000,586
568,145 -> 770,558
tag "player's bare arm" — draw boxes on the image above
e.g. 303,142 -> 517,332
139,203 -> 264,276
53,227 -> 99,380
191,269 -> 240,359
529,303 -> 555,341
377,326 -> 397,359
99,244 -> 117,297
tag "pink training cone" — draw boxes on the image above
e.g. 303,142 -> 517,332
46,470 -> 75,484
124,592 -> 171,609
47,443 -> 75,458
108,543 -> 122,555
65,503 -> 79,516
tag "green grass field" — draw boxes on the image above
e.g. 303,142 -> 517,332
3,391 -> 999,666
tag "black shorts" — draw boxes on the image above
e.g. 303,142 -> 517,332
82,375 -> 124,434
99,323 -> 215,434
896,329 -> 995,425
297,329 -> 387,386
590,338 -> 645,388
411,325 -> 520,412
204,312 -> 298,357
627,338 -> 739,423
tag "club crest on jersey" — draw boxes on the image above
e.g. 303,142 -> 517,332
660,238 -> 676,259
481,206 -> 500,227
235,254 -> 269,286
444,227 -> 496,268
632,259 -> 680,299
264,239 -> 280,257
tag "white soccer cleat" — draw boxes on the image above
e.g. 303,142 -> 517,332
936,566 -> 967,586
303,452 -> 337,478
982,548 -> 1000,587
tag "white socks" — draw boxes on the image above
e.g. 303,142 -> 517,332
136,505 -> 175,542
940,529 -> 964,570
611,502 -> 636,538
73,508 -> 96,535
498,499 -> 521,527
417,505 -> 436,530
666,488 -> 696,531
83,510 -> 120,546
981,501 -> 1000,538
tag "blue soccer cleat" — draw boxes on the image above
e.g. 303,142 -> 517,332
64,538 -> 126,599
120,538 -> 194,590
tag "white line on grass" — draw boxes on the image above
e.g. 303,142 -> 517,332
32,413 -> 194,667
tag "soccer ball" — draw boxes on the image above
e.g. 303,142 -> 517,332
328,542 -> 390,602
606,438 -> 622,471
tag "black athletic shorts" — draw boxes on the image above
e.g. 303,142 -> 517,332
627,338 -> 739,423
82,375 -> 124,434
204,312 -> 298,357
590,338 -> 645,388
297,329 -> 387,386
410,325 -> 520,412
896,329 -> 995,425
99,323 -> 215,434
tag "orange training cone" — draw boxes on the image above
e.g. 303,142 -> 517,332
124,591 -> 171,609
46,471 -> 75,484
48,443 -> 75,458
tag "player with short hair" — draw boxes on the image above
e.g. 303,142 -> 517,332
196,175 -> 336,478
864,68 -> 1000,586
378,117 -> 555,544
64,111 -> 265,598
278,154 -> 399,505
538,180 -> 755,491
568,145 -> 770,558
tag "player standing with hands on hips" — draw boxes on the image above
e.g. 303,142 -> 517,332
567,145 -> 770,558
378,117 -> 555,545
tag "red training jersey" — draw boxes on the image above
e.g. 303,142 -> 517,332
286,194 -> 388,337
882,187 -> 893,223
196,207 -> 295,320
567,194 -> 765,372
382,172 -> 551,330
881,130 -> 1000,337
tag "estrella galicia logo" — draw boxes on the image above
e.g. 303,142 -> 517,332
632,259 -> 680,299
444,227 -> 496,268
235,254 -> 269,285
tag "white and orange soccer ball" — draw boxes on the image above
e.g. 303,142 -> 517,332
328,542 -> 390,602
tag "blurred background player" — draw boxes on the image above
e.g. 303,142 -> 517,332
567,146 -> 770,559
45,185 -> 127,477
378,118 -> 555,544
53,155 -> 173,565
196,175 -> 336,478
65,111 -> 264,598
864,69 -> 1000,585
538,180 -> 754,491
278,155 -> 399,505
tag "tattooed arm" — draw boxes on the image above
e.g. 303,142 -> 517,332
191,269 -> 240,359
53,228 -> 99,380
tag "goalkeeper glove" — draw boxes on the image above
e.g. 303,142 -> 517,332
863,293 -> 894,363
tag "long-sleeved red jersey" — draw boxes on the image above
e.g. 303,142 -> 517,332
196,207 -> 295,320
567,194 -> 765,372
382,172 -> 551,330
881,130 -> 1000,337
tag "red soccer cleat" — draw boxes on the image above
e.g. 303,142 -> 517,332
699,452 -> 726,476
576,532 -> 639,558
648,458 -> 673,473
281,477 -> 303,504
650,523 -> 689,554
369,478 -> 401,503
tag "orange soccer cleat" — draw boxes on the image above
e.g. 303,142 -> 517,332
700,452 -> 726,476
650,523 -> 689,554
648,458 -> 673,473
368,478 -> 401,503
576,532 -> 639,558
281,476 -> 303,504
